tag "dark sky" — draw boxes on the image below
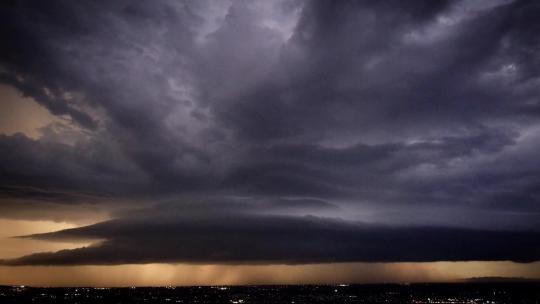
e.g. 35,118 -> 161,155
1,0 -> 540,268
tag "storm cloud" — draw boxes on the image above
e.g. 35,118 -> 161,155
4,213 -> 540,265
1,0 -> 540,265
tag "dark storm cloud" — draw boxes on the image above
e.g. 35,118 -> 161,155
1,0 -> 540,264
3,214 -> 540,265
223,127 -> 517,199
0,0 -> 208,189
0,133 -> 147,197
218,0 -> 540,144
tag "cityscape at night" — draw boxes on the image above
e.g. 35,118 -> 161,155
2,283 -> 540,304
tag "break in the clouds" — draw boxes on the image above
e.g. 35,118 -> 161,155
0,0 -> 540,265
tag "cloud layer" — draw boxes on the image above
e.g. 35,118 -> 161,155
3,212 -> 540,265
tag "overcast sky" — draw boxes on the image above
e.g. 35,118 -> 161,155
0,0 -> 539,283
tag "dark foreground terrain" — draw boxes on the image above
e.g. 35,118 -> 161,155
1,283 -> 539,303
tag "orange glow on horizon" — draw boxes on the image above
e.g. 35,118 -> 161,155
1,262 -> 539,287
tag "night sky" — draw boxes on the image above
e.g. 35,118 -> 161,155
0,0 -> 540,286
